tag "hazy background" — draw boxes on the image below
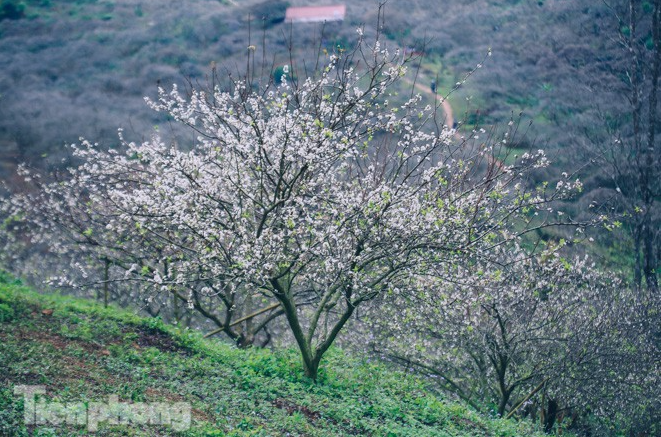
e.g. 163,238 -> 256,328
0,0 -> 657,270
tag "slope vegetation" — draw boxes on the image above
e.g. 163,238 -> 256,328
0,273 -> 547,436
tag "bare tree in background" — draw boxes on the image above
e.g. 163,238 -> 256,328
584,0 -> 661,292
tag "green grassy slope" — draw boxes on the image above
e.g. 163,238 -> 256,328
0,273 -> 548,436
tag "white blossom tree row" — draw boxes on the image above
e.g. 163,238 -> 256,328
4,33 -> 599,379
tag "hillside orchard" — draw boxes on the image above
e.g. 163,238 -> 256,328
2,29 -> 659,434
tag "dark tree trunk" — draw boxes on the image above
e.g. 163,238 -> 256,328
635,226 -> 643,291
643,0 -> 661,293
643,216 -> 659,292
544,399 -> 558,433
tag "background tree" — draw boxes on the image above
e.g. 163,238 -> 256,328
2,161 -> 284,347
567,0 -> 661,291
361,242 -> 660,434
360,245 -> 619,420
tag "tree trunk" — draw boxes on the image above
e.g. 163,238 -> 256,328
543,399 -> 558,433
498,394 -> 511,418
304,357 -> 321,380
271,279 -> 317,378
643,0 -> 661,293
243,293 -> 255,346
103,258 -> 109,308
634,226 -> 643,291
272,278 -> 356,381
172,291 -> 180,323
643,215 -> 659,292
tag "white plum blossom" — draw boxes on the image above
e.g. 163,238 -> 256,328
361,244 -> 623,418
2,35 -> 595,379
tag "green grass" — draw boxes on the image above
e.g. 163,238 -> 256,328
0,272 -> 548,436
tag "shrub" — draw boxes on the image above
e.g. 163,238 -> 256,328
0,302 -> 14,322
249,0 -> 289,29
0,0 -> 25,20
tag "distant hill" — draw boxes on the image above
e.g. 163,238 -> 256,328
0,0 -> 621,176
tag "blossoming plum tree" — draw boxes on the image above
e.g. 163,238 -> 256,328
6,34 -> 590,379
3,162 -> 282,346
361,244 -> 620,421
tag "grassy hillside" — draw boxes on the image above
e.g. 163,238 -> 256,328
0,273 -> 549,436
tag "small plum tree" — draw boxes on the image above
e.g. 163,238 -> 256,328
361,244 -> 620,419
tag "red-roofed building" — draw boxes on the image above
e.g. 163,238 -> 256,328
285,5 -> 346,23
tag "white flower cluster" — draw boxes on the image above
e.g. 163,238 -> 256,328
2,35 -> 594,378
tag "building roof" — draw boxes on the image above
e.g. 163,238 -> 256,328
285,5 -> 346,23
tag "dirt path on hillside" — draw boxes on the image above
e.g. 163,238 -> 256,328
403,74 -> 507,170
403,76 -> 455,129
